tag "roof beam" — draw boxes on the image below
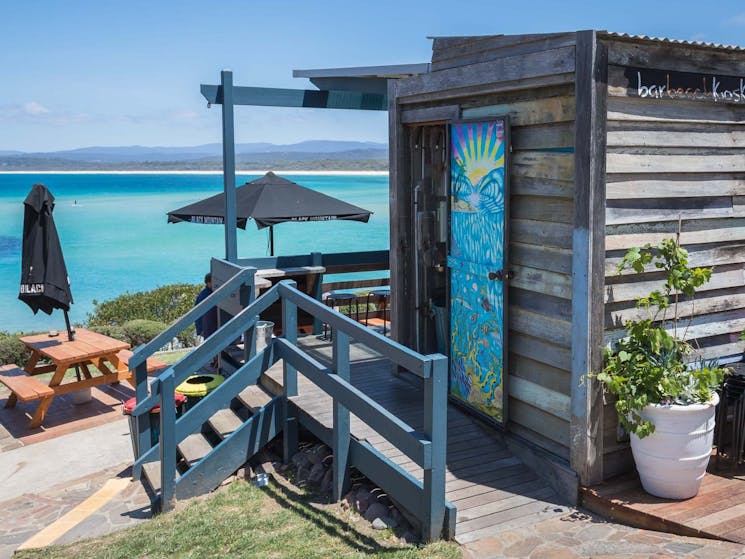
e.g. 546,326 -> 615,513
200,84 -> 387,111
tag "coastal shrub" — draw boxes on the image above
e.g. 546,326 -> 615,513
89,324 -> 127,343
86,283 -> 200,347
87,283 -> 200,326
122,319 -> 168,347
0,331 -> 31,366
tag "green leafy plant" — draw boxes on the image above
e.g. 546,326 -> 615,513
0,331 -> 33,366
596,238 -> 728,438
86,283 -> 200,347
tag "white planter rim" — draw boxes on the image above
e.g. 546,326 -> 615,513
642,392 -> 719,413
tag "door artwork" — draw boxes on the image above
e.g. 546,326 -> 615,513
447,119 -> 508,423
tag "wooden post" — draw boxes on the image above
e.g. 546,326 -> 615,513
282,280 -> 298,463
311,251 -> 323,335
221,69 -> 238,263
388,79 -> 408,346
159,374 -> 177,512
570,30 -> 608,486
134,361 -> 150,460
241,268 -> 257,363
332,330 -> 351,501
423,355 -> 447,541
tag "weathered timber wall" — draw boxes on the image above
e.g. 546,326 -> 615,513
601,38 -> 745,478
392,33 -> 580,459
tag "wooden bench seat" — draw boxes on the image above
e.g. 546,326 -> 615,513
117,350 -> 168,375
0,364 -> 54,404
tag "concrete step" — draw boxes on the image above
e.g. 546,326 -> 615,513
207,408 -> 244,439
237,384 -> 275,412
177,433 -> 213,467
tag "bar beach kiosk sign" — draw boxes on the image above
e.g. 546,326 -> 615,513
609,65 -> 745,104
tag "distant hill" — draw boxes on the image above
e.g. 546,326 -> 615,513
0,141 -> 388,170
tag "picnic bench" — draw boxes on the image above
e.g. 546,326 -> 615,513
0,329 -> 168,428
0,364 -> 54,404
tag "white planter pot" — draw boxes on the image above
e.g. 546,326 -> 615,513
630,392 -> 718,500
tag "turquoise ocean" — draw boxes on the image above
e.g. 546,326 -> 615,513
0,173 -> 389,333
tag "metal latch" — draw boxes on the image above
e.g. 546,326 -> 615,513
488,270 -> 514,281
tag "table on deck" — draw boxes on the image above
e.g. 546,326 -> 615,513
15,328 -> 132,428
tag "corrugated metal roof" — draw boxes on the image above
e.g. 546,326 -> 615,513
599,31 -> 745,52
293,63 -> 430,79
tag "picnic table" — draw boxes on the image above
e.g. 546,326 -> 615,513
0,328 -> 165,428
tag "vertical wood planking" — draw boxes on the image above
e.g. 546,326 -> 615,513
332,330 -> 351,501
570,31 -> 607,486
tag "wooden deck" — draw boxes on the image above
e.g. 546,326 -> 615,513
263,336 -> 569,543
581,462 -> 745,544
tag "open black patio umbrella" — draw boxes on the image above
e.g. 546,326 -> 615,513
167,172 -> 372,255
18,183 -> 75,340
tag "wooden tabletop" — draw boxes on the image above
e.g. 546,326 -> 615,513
20,328 -> 130,366
255,266 -> 326,278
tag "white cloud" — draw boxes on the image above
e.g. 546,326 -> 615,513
21,101 -> 50,115
0,102 -> 90,125
170,110 -> 200,122
729,13 -> 745,25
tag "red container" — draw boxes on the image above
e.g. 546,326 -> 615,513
123,393 -> 187,455
123,393 -> 187,415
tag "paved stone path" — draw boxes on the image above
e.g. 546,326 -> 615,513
0,462 -> 152,559
461,509 -> 745,558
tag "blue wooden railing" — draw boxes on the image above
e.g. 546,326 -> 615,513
275,281 -> 450,541
127,268 -> 450,541
127,266 -> 258,460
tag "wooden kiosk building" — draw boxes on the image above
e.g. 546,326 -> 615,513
124,30 -> 745,543
384,30 -> 745,488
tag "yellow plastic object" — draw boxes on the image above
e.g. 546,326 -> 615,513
175,374 -> 224,397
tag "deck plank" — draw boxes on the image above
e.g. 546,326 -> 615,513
581,466 -> 745,544
280,335 -> 567,537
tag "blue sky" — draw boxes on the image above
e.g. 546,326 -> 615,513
2,0 -> 744,152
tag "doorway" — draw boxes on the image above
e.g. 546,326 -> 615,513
447,118 -> 510,424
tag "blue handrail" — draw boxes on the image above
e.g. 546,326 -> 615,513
135,276 -> 448,541
128,267 -> 256,372
131,284 -> 280,418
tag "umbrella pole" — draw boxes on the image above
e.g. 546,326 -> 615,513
63,309 -> 75,341
270,225 -> 274,256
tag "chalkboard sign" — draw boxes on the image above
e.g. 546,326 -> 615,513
609,65 -> 745,105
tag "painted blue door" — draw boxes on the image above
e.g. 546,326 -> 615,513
447,120 -> 508,423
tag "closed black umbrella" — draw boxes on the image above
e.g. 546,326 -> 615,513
167,172 -> 372,255
18,183 -> 75,340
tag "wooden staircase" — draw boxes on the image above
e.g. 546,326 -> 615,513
128,276 -> 450,541
139,378 -> 278,499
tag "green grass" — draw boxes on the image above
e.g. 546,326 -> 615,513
15,480 -> 460,559
156,349 -> 190,365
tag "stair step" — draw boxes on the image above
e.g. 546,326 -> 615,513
237,384 -> 274,412
142,461 -> 161,492
178,433 -> 214,467
141,460 -> 182,493
208,408 -> 244,439
260,368 -> 284,396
